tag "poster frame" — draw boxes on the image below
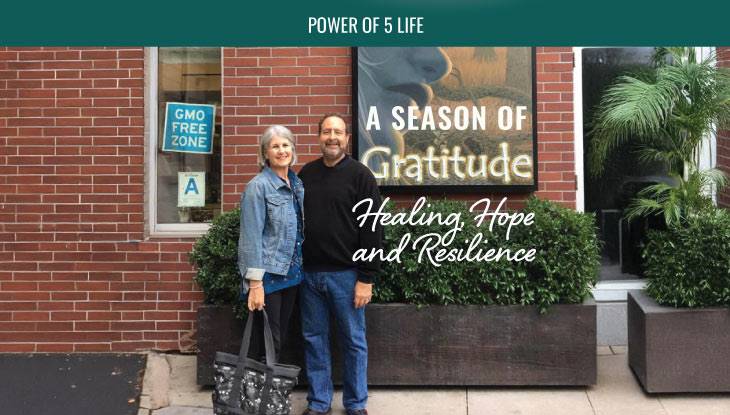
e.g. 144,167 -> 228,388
352,46 -> 539,194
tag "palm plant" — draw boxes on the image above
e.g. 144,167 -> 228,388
624,168 -> 727,226
589,47 -> 730,225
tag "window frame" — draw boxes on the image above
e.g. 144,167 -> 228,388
145,47 -> 222,237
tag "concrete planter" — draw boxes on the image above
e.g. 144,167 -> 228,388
627,290 -> 730,393
197,299 -> 596,386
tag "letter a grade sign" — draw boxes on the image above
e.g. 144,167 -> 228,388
163,102 -> 216,154
178,172 -> 206,207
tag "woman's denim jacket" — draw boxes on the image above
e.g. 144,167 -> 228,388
237,166 -> 304,294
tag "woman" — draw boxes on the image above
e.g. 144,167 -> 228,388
237,125 -> 304,361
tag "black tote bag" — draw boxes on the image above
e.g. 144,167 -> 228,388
212,309 -> 301,415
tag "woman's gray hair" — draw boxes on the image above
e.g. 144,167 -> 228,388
259,125 -> 297,168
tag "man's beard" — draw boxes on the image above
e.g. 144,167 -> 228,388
323,143 -> 344,160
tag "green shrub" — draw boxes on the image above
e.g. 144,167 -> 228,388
189,207 -> 245,317
375,197 -> 600,312
510,197 -> 601,307
190,198 -> 601,314
643,208 -> 730,307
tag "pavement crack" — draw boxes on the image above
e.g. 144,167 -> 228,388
585,387 -> 596,415
465,387 -> 469,415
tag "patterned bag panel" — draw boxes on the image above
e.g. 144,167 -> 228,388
213,360 -> 297,415
213,310 -> 300,415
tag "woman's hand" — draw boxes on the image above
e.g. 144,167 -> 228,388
247,281 -> 265,311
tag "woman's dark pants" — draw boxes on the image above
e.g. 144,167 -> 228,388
247,284 -> 299,362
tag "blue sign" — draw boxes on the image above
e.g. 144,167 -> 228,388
162,102 -> 216,154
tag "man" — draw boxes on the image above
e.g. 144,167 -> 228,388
298,114 -> 382,415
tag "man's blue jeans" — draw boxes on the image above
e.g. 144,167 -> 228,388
300,270 -> 367,412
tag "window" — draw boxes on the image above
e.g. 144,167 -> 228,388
581,47 -> 661,283
147,47 -> 222,235
575,47 -> 717,300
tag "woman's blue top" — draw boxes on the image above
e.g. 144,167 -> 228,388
261,179 -> 303,294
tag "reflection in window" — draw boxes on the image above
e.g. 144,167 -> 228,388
582,48 -> 668,281
156,47 -> 221,224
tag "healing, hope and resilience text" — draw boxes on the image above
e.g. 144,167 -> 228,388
351,197 -> 536,267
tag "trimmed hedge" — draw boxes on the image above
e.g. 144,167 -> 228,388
643,208 -> 730,308
375,197 -> 600,312
189,207 -> 243,316
190,198 -> 601,314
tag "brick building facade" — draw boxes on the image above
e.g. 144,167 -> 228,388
0,46 -> 652,352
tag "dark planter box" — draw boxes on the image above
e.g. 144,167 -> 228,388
197,299 -> 596,386
196,304 -> 246,386
627,290 -> 730,393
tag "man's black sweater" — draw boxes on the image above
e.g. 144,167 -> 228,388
298,155 -> 383,283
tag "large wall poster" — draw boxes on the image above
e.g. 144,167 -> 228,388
354,47 -> 537,191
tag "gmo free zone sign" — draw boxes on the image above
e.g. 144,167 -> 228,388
162,102 -> 216,154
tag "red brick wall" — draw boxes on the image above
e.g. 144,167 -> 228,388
534,47 -> 576,206
223,47 -> 577,210
0,47 -> 200,352
1,46 -> 577,352
222,47 -> 353,208
718,47 -> 730,208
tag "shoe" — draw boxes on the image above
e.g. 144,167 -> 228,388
301,409 -> 331,415
345,410 -> 368,415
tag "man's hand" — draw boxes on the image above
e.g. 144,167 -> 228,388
354,281 -> 373,308
247,281 -> 265,311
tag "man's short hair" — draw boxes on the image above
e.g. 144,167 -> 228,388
318,113 -> 350,135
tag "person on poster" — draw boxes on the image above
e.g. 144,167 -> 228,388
357,47 -> 452,170
237,125 -> 304,361
298,114 -> 383,415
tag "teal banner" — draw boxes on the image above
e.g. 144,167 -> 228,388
2,0 -> 729,45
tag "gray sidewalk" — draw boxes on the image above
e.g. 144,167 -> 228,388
139,347 -> 730,415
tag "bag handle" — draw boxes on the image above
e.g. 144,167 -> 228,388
237,308 -> 277,368
228,309 -> 278,414
255,310 -> 280,415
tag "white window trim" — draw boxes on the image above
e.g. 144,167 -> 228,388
572,47 -> 585,213
593,279 -> 647,302
696,46 -> 719,203
145,47 -> 214,238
